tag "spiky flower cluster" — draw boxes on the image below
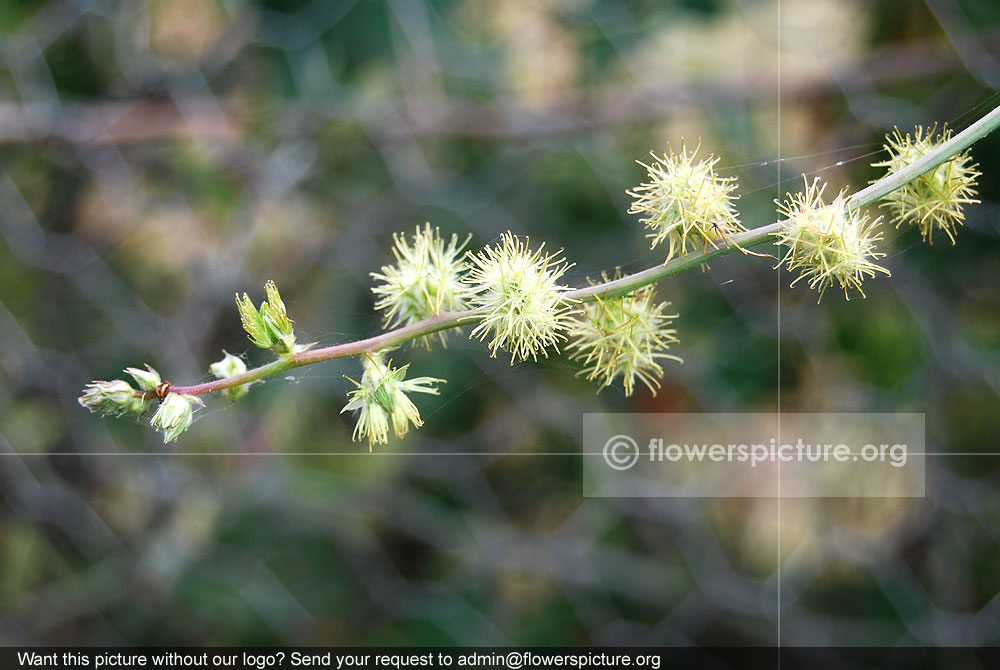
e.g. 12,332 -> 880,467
464,232 -> 577,363
775,178 -> 890,302
341,355 -> 444,449
872,126 -> 980,245
371,224 -> 472,345
150,393 -> 203,444
236,280 -> 303,355
627,145 -> 744,262
567,272 -> 681,396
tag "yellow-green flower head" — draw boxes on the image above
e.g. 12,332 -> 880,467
871,125 -> 980,245
371,224 -> 473,345
210,351 -> 250,402
568,271 -> 682,397
464,232 -> 577,363
150,392 -> 204,444
774,177 -> 890,303
341,355 -> 444,449
78,379 -> 149,417
627,143 -> 744,263
236,280 -> 298,354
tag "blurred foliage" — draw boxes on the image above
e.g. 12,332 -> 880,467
1,0 -> 1000,647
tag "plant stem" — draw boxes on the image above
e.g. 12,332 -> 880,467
163,104 -> 1000,399
166,310 -> 482,397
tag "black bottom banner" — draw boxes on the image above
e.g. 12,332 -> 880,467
3,647 -> 999,670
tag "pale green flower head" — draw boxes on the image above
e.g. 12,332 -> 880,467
341,354 -> 444,450
568,271 -> 682,397
872,125 -> 980,245
150,393 -> 204,444
209,351 -> 250,402
236,280 -> 298,354
371,223 -> 473,346
627,143 -> 744,263
774,177 -> 890,303
79,379 -> 149,417
464,232 -> 577,363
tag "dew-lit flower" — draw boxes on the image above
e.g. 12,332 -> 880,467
774,177 -> 890,302
871,125 -> 980,245
463,232 -> 577,363
341,355 -> 444,449
568,272 -> 682,396
150,392 -> 203,444
627,143 -> 745,263
209,351 -> 250,402
371,223 -> 473,346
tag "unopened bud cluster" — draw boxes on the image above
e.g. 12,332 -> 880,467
79,364 -> 204,443
79,379 -> 148,418
236,280 -> 307,355
78,364 -> 164,417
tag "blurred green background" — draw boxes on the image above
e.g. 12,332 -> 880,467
2,0 -> 1000,647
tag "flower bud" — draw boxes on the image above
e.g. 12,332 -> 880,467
79,380 -> 147,417
125,364 -> 161,391
236,280 -> 298,354
210,351 -> 250,402
150,393 -> 204,444
261,280 -> 294,346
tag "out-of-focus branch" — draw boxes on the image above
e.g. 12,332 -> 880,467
0,98 -> 237,145
377,34 -> 1000,139
2,33 -> 997,145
